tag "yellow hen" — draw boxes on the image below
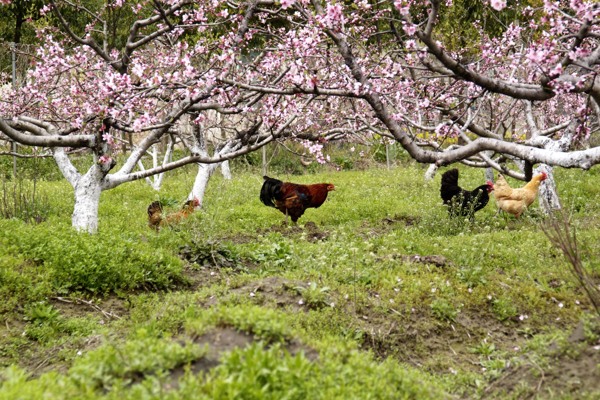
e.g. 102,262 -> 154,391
493,172 -> 547,218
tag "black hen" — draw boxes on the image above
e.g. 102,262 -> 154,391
440,168 -> 494,218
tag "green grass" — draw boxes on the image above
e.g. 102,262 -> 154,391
1,163 -> 599,399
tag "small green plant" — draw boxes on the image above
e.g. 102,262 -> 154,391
253,240 -> 293,267
24,302 -> 60,325
430,298 -> 458,322
334,156 -> 354,170
191,305 -> 293,344
471,339 -> 496,358
294,282 -> 331,310
457,266 -> 487,288
204,343 -> 313,397
180,239 -> 245,270
492,296 -> 518,322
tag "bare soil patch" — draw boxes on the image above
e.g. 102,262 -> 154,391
381,214 -> 421,227
357,307 -> 521,374
255,221 -> 330,242
230,276 -> 308,311
158,326 -> 318,391
50,295 -> 127,322
482,321 -> 600,399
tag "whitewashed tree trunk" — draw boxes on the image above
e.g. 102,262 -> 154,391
138,141 -> 174,191
188,144 -> 236,204
72,169 -> 103,233
220,160 -> 232,180
53,147 -> 109,233
424,164 -> 438,181
527,119 -> 574,214
536,165 -> 561,214
189,162 -> 220,205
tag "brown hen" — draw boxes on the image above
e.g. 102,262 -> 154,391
147,197 -> 200,230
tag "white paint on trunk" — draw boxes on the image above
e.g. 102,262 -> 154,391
189,162 -> 219,205
424,164 -> 438,181
72,170 -> 103,233
536,165 -> 561,214
220,160 -> 232,180
53,148 -> 80,186
137,142 -> 174,191
53,148 -> 107,233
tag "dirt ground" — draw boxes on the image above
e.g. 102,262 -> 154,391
3,220 -> 598,398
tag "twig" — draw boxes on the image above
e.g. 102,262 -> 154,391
449,345 -> 458,356
540,211 -> 600,317
52,296 -> 121,320
389,307 -> 403,316
527,356 -> 546,397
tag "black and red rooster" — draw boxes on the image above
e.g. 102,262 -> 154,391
260,176 -> 335,224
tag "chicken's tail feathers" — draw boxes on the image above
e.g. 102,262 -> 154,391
147,201 -> 163,217
440,169 -> 460,202
260,176 -> 283,207
441,168 -> 459,187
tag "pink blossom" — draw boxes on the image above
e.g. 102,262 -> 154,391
490,0 -> 506,11
102,133 -> 115,146
402,22 -> 417,36
281,0 -> 296,9
324,3 -> 345,30
548,64 -> 562,76
98,155 -> 112,165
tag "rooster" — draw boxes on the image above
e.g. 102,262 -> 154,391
147,197 -> 200,230
260,176 -> 335,224
492,172 -> 547,218
440,168 -> 494,218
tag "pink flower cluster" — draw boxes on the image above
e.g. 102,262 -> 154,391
489,0 -> 506,11
301,140 -> 329,164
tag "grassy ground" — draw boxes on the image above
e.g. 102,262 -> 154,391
1,163 -> 599,399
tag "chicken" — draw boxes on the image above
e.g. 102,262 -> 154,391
147,197 -> 200,230
440,168 -> 494,218
492,172 -> 547,218
260,176 -> 335,224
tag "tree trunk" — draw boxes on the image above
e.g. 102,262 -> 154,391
424,164 -> 438,181
189,162 -> 219,205
221,160 -> 232,180
536,165 -> 561,215
71,166 -> 105,233
484,167 -> 494,182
